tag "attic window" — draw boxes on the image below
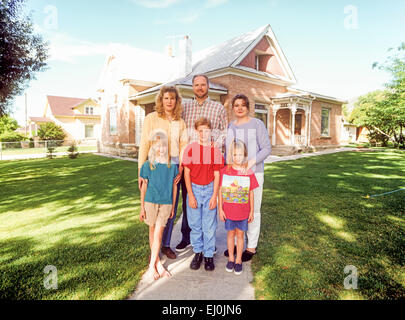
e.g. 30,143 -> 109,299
255,55 -> 260,71
254,53 -> 273,72
85,107 -> 94,115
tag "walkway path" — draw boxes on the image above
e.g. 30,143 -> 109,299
128,147 -> 358,300
128,214 -> 255,300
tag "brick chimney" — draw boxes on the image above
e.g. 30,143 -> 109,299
178,36 -> 192,78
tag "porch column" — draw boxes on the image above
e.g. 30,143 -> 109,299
290,104 -> 297,145
305,109 -> 310,146
308,100 -> 313,146
272,105 -> 280,146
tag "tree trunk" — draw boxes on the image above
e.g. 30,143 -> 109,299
372,126 -> 396,144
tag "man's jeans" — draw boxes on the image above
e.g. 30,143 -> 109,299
161,178 -> 179,248
162,174 -> 191,247
186,181 -> 217,258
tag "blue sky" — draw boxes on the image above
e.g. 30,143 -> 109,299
11,0 -> 405,125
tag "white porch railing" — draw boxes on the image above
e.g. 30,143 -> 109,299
295,135 -> 307,146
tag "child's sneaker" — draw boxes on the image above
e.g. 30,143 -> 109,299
225,261 -> 235,273
234,263 -> 243,275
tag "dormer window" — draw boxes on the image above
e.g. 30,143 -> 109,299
254,53 -> 273,72
85,106 -> 94,115
255,55 -> 260,71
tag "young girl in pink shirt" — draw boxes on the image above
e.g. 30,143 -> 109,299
219,140 -> 258,275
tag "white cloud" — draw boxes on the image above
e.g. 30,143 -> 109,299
205,0 -> 228,8
154,12 -> 200,25
133,0 -> 181,8
34,25 -> 110,63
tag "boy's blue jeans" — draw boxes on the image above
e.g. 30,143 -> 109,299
187,181 -> 217,258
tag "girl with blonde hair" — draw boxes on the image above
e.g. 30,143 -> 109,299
138,86 -> 188,260
219,139 -> 258,275
140,131 -> 178,280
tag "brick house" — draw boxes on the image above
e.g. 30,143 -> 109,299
97,25 -> 347,157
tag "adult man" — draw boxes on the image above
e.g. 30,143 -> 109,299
175,74 -> 228,254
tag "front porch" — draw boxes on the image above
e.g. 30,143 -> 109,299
270,94 -> 314,156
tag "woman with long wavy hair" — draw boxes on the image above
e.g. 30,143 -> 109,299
138,86 -> 189,263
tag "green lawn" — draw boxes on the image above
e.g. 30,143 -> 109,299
0,154 -> 147,300
0,151 -> 404,300
255,149 -> 405,300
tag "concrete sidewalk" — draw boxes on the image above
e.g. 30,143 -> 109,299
128,147 -> 358,300
128,217 -> 255,300
264,147 -> 358,163
0,150 -> 96,161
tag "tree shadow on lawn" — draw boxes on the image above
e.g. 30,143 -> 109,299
253,151 -> 405,300
0,221 -> 149,300
0,155 -> 151,300
0,155 -> 136,215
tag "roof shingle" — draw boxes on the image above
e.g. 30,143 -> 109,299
47,96 -> 87,116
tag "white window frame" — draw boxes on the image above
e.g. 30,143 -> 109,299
255,103 -> 269,129
85,124 -> 94,139
255,55 -> 260,71
85,106 -> 94,115
109,105 -> 118,136
321,107 -> 331,137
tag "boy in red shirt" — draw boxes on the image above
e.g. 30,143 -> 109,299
219,140 -> 259,275
183,118 -> 224,271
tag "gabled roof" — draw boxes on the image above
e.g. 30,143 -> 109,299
47,96 -> 88,117
131,25 -> 296,100
192,25 -> 269,75
192,24 -> 296,84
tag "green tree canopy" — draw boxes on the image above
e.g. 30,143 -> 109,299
0,0 -> 49,116
349,43 -> 405,148
37,122 -> 66,141
0,114 -> 19,135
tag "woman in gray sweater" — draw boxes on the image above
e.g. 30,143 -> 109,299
224,94 -> 272,262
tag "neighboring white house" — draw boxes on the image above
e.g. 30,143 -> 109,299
341,120 -> 357,144
29,95 -> 101,141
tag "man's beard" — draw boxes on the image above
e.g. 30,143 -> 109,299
195,91 -> 208,99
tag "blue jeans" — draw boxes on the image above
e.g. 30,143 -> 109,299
187,181 -> 217,258
161,179 -> 179,248
162,163 -> 181,248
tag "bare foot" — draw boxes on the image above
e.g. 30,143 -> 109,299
146,266 -> 160,281
157,261 -> 172,278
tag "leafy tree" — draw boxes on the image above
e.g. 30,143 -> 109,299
0,0 -> 49,116
0,130 -> 26,142
342,104 -> 351,119
0,114 -> 19,135
47,145 -> 56,159
349,90 -> 392,146
373,43 -> 405,148
67,142 -> 79,159
37,122 -> 66,141
349,43 -> 405,148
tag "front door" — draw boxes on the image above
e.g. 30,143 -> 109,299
295,114 -> 302,135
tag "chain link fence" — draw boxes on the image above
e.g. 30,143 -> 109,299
0,139 -> 98,161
